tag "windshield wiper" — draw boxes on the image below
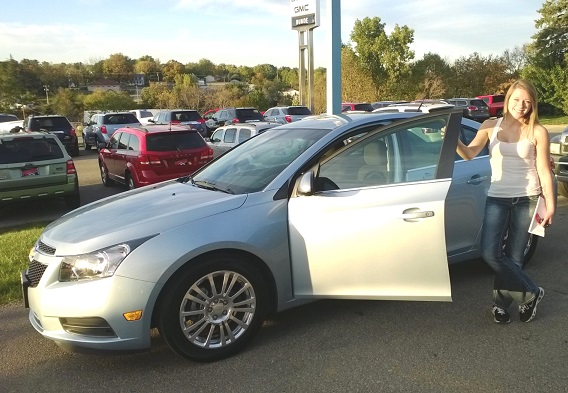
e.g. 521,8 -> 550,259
177,174 -> 194,185
193,180 -> 234,194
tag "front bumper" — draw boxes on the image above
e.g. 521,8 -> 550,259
24,256 -> 158,352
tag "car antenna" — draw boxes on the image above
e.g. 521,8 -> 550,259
416,96 -> 427,112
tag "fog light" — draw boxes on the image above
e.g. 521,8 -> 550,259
123,310 -> 143,321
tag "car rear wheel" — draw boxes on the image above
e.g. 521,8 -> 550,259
100,162 -> 114,186
503,231 -> 538,267
125,173 -> 135,190
158,255 -> 269,362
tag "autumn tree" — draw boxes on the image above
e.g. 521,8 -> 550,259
51,88 -> 84,121
161,60 -> 186,82
102,53 -> 134,82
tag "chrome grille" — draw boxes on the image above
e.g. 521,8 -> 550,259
27,260 -> 48,287
37,240 -> 56,255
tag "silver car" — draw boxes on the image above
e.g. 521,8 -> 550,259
22,110 -> 537,362
263,105 -> 312,124
207,122 -> 280,158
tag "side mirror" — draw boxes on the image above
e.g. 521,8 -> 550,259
297,171 -> 314,196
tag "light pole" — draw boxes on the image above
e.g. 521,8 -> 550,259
43,85 -> 50,104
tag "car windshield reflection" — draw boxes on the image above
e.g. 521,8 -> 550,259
193,127 -> 330,194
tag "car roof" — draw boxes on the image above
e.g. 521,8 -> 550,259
119,124 -> 200,134
372,103 -> 455,113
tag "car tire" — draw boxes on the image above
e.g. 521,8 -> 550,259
100,162 -> 114,186
125,173 -> 135,190
158,254 -> 269,362
84,134 -> 91,151
522,234 -> 538,267
503,230 -> 538,268
558,181 -> 568,198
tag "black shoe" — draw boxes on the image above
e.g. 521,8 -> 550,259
519,287 -> 545,323
492,306 -> 511,324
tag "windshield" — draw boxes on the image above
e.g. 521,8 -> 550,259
193,127 -> 330,194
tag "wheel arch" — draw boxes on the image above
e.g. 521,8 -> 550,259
150,248 -> 278,328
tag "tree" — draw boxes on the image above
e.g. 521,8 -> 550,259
161,60 -> 186,82
83,90 -> 135,111
341,46 -> 376,102
349,16 -> 414,98
409,53 -> 452,99
51,88 -> 84,122
523,0 -> 568,113
102,53 -> 134,82
134,56 -> 161,80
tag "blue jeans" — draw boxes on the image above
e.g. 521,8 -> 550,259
481,196 -> 540,309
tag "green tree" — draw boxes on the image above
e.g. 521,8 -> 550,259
409,53 -> 452,99
83,90 -> 135,111
51,88 -> 84,122
523,0 -> 568,113
349,16 -> 414,98
341,46 -> 376,102
134,56 -> 161,81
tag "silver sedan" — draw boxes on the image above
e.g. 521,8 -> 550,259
22,110 -> 536,362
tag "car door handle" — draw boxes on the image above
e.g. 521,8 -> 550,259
467,175 -> 488,184
401,208 -> 435,222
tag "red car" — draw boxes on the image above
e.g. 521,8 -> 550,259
98,124 -> 214,190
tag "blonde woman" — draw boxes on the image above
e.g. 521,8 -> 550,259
456,79 -> 555,323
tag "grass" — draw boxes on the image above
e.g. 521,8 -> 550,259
0,222 -> 48,305
539,114 -> 568,125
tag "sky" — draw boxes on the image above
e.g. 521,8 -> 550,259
0,0 -> 545,69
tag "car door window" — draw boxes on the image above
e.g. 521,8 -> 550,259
128,134 -> 140,151
210,129 -> 224,142
316,116 -> 448,190
117,132 -> 130,150
108,133 -> 120,149
223,128 -> 237,143
237,128 -> 252,143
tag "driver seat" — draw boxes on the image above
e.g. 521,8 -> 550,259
357,140 -> 388,184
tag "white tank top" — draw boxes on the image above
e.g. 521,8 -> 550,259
487,118 -> 541,197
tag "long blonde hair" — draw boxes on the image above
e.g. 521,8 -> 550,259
503,79 -> 541,140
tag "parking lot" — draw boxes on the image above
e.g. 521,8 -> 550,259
1,134 -> 568,392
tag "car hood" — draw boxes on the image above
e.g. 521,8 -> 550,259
42,180 -> 247,251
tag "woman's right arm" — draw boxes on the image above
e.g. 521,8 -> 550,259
456,119 -> 492,160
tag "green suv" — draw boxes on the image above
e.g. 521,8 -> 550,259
0,129 -> 80,208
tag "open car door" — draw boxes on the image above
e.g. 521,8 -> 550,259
288,111 -> 462,301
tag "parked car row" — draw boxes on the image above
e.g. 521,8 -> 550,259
22,109 -> 542,363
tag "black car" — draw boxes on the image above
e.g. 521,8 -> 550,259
149,109 -> 206,137
23,115 -> 79,157
446,98 -> 490,122
205,107 -> 265,135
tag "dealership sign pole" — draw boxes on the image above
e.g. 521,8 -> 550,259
290,0 -> 320,113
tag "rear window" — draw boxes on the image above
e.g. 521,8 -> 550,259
135,110 -> 154,118
353,103 -> 374,112
0,137 -> 64,164
29,117 -> 71,131
172,111 -> 203,122
492,95 -> 505,103
146,132 -> 206,151
236,108 -> 264,121
287,106 -> 312,115
470,99 -> 488,107
103,113 -> 139,124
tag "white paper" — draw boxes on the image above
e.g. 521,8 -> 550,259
528,196 -> 547,237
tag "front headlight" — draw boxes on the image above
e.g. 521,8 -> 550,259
550,142 -> 560,155
59,244 -> 131,281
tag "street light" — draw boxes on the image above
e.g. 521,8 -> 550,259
43,85 -> 50,104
